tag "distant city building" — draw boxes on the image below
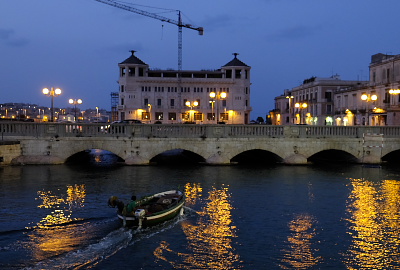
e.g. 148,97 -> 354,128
272,75 -> 366,125
272,53 -> 400,126
116,51 -> 252,124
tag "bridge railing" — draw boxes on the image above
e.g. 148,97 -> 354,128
1,122 -> 400,139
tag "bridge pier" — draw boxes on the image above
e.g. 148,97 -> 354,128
283,154 -> 309,165
124,155 -> 150,165
205,152 -> 232,165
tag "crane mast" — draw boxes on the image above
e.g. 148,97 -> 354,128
93,0 -> 203,71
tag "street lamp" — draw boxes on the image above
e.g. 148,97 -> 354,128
42,87 -> 62,122
209,91 -> 227,123
361,93 -> 377,125
185,101 -> 198,122
69,98 -> 83,122
295,102 -> 308,124
286,95 -> 294,124
147,103 -> 152,123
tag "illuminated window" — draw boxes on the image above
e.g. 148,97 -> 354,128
194,113 -> 203,121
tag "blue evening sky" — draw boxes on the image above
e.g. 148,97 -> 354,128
1,0 -> 400,119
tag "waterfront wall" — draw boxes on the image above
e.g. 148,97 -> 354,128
0,141 -> 21,166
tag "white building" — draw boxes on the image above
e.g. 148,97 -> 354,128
116,51 -> 252,124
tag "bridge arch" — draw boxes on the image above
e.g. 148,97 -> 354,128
231,149 -> 284,165
382,150 -> 400,164
65,149 -> 124,166
308,149 -> 360,164
149,149 -> 206,165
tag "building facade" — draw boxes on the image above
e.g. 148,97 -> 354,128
333,53 -> 400,126
272,53 -> 400,126
272,75 -> 366,125
116,51 -> 252,124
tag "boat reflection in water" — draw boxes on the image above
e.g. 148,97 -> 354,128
344,178 -> 400,269
280,214 -> 321,269
153,184 -> 241,269
26,184 -> 87,261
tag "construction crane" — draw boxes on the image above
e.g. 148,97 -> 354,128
93,0 -> 204,72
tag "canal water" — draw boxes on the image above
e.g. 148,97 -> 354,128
1,159 -> 400,269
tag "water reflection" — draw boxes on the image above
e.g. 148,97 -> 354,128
344,178 -> 400,269
26,184 -> 87,261
154,185 -> 241,269
280,214 -> 321,269
184,182 -> 203,206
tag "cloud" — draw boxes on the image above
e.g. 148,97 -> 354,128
266,25 -> 319,42
0,28 -> 29,47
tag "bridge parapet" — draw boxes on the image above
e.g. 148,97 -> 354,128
1,122 -> 400,139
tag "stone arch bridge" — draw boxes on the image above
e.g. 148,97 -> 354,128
1,122 -> 400,165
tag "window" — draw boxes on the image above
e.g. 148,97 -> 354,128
129,68 -> 135,76
182,113 -> 189,121
144,98 -> 149,106
235,69 -> 241,79
327,104 -> 332,114
157,99 -> 162,106
220,113 -> 228,121
155,112 -> 163,120
170,99 -> 175,107
222,100 -> 227,107
226,70 -> 232,78
120,98 -> 124,105
194,113 -> 203,121
168,113 -> 176,120
120,85 -> 125,92
120,67 -> 125,77
142,112 -> 150,120
207,113 -> 215,121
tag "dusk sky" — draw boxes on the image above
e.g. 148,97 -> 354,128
1,0 -> 400,119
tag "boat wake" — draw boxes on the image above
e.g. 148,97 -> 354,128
24,228 -> 133,270
24,209 -> 191,269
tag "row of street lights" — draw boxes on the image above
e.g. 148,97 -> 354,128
42,87 -> 83,122
184,91 -> 227,123
286,93 -> 379,125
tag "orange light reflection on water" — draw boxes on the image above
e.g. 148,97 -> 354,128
344,178 -> 400,269
280,214 -> 321,269
154,184 -> 241,269
26,184 -> 87,261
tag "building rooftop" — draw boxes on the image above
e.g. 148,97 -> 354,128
119,50 -> 147,65
223,53 -> 248,67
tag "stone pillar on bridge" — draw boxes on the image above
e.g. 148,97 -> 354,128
361,133 -> 383,164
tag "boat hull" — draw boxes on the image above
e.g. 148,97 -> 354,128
115,190 -> 184,228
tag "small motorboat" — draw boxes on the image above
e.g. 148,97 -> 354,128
108,190 -> 185,228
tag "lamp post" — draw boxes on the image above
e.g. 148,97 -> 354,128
96,107 -> 99,122
69,98 -> 83,122
286,95 -> 294,124
209,91 -> 227,123
185,101 -> 198,122
295,102 -> 308,124
147,103 -> 152,123
361,93 -> 377,125
42,87 -> 62,122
